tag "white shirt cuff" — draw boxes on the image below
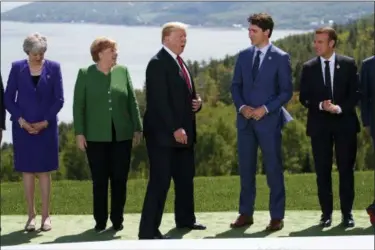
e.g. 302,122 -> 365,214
263,105 -> 269,114
336,105 -> 342,114
239,105 -> 245,113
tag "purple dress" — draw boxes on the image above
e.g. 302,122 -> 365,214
4,59 -> 64,173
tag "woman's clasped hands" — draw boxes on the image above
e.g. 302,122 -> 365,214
18,117 -> 48,135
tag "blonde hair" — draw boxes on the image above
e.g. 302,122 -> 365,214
90,37 -> 117,62
161,22 -> 188,43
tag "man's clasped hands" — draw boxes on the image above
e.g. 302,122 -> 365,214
18,117 -> 48,134
240,105 -> 267,120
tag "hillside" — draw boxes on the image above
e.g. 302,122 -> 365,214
1,2 -> 373,29
0,14 -> 374,182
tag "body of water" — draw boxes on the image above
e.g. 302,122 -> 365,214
1,21 -> 307,143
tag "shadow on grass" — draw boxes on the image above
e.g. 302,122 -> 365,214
289,224 -> 374,237
0,229 -> 43,246
204,225 -> 276,239
165,227 -> 192,239
205,224 -> 374,239
40,228 -> 120,244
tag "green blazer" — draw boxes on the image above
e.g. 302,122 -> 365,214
73,64 -> 142,142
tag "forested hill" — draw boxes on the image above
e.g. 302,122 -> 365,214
1,14 -> 374,182
1,1 -> 373,29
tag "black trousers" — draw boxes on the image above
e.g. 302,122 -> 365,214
138,141 -> 196,238
311,131 -> 357,217
86,138 -> 132,227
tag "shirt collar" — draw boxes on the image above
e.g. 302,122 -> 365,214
255,43 -> 271,55
163,45 -> 178,59
320,52 -> 336,63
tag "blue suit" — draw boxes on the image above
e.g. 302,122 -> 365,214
360,55 -> 375,144
231,44 -> 293,219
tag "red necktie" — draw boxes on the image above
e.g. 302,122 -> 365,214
177,56 -> 192,90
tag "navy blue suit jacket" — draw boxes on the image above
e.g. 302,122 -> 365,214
231,44 -> 293,131
0,73 -> 5,130
360,55 -> 375,136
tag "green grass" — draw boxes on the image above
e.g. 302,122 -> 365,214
1,172 -> 373,215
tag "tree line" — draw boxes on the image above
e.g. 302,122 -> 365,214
1,14 -> 374,182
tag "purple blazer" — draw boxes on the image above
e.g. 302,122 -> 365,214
4,59 -> 64,124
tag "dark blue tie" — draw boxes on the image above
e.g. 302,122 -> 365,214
252,50 -> 262,81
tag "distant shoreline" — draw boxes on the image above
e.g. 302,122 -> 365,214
0,20 -> 310,32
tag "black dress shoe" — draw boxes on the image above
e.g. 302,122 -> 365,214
342,215 -> 355,228
94,224 -> 106,232
319,215 -> 332,227
139,235 -> 171,240
112,224 -> 124,231
176,222 -> 206,230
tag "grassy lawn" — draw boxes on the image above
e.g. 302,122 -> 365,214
0,172 -> 373,215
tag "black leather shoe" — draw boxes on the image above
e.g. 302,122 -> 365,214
176,222 -> 206,230
112,224 -> 123,231
94,224 -> 106,232
319,215 -> 332,227
139,235 -> 171,240
342,214 -> 355,228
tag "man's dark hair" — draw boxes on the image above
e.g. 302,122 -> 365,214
247,13 -> 274,38
315,26 -> 338,47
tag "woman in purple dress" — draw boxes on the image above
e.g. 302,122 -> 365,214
4,33 -> 64,232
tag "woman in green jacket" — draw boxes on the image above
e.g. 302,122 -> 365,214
73,37 -> 142,232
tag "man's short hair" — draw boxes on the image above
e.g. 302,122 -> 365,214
247,13 -> 274,38
315,27 -> 338,47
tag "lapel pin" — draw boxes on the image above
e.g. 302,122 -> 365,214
336,65 -> 340,69
47,75 -> 50,78
268,56 -> 272,60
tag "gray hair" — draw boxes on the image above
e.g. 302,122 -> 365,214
23,32 -> 47,54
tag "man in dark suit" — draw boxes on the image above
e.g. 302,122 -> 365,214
230,13 -> 293,231
0,73 -> 5,144
0,73 -> 5,232
138,21 -> 206,240
299,27 -> 360,228
359,55 -> 375,226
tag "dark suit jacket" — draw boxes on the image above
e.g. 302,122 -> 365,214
299,54 -> 360,136
0,73 -> 5,130
360,55 -> 375,136
143,47 -> 201,147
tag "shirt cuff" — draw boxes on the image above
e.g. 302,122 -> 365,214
263,105 -> 269,114
239,105 -> 245,113
319,102 -> 323,110
336,105 -> 342,114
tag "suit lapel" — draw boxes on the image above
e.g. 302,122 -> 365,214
332,55 -> 341,101
314,57 -> 325,87
38,60 -> 50,89
247,47 -> 254,85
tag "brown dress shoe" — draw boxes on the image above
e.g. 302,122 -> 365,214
230,214 -> 254,228
266,219 -> 284,231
